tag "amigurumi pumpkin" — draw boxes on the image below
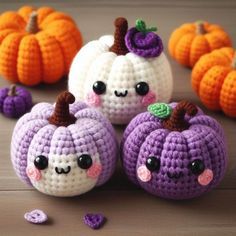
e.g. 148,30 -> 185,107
0,84 -> 32,118
121,101 -> 227,200
0,6 -> 82,86
168,21 -> 231,67
192,47 -> 236,118
11,91 -> 118,197
68,18 -> 173,124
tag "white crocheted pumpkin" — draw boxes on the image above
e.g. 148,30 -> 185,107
69,18 -> 173,124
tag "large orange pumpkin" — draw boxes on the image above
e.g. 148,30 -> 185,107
0,6 -> 82,86
192,47 -> 236,118
168,21 -> 232,68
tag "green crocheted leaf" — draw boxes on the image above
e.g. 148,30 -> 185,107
148,103 -> 172,119
135,19 -> 157,33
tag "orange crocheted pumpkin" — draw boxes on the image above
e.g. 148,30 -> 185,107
168,21 -> 232,68
192,47 -> 236,118
0,6 -> 82,86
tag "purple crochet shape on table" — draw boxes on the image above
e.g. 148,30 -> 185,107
125,27 -> 163,58
121,102 -> 227,200
0,86 -> 32,118
24,209 -> 48,224
83,213 -> 105,229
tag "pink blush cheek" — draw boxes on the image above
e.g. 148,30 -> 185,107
26,165 -> 42,181
87,163 -> 102,179
141,91 -> 157,106
198,169 -> 214,186
137,165 -> 152,182
85,91 -> 101,107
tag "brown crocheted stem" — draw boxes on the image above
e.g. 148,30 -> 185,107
232,52 -> 236,69
195,21 -> 206,34
26,11 -> 39,34
8,84 -> 16,96
109,17 -> 129,55
162,101 -> 198,132
49,91 -> 76,127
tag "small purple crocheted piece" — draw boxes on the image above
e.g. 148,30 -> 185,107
24,209 -> 48,224
121,101 -> 227,200
83,213 -> 105,229
0,84 -> 32,118
125,19 -> 163,58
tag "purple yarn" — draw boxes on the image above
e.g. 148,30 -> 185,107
83,213 -> 105,229
11,100 -> 118,188
125,27 -> 163,58
121,102 -> 227,200
0,86 -> 32,118
24,209 -> 48,224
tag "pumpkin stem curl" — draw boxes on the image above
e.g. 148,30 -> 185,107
26,11 -> 39,34
195,21 -> 206,35
109,17 -> 129,55
162,101 -> 198,131
49,91 -> 76,127
8,84 -> 16,96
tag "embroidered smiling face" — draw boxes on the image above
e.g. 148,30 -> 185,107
121,102 -> 227,199
11,92 -> 118,197
68,18 -> 173,124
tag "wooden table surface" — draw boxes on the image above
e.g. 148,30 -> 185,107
0,0 -> 235,235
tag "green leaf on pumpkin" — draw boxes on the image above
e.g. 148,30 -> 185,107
135,19 -> 157,33
148,103 -> 172,119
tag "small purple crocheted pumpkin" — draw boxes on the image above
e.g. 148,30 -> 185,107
121,101 -> 227,200
11,91 -> 118,197
0,84 -> 32,118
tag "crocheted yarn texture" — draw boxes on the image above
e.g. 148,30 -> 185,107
68,17 -> 173,124
11,92 -> 118,197
192,47 -> 236,118
0,84 -> 32,118
168,21 -> 231,67
121,101 -> 227,200
0,6 -> 82,86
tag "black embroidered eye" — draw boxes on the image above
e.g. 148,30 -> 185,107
146,156 -> 160,172
34,155 -> 48,170
189,159 -> 205,175
93,81 -> 106,95
77,154 -> 93,169
135,82 -> 149,96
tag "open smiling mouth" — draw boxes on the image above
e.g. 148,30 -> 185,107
114,90 -> 128,97
167,171 -> 183,179
55,166 -> 71,174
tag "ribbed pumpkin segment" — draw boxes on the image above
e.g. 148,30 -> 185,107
17,35 -> 42,86
0,33 -> 24,82
45,20 -> 81,72
0,12 -> 26,30
36,31 -> 64,83
220,71 -> 236,117
36,7 -> 54,25
199,66 -> 231,110
0,29 -> 16,44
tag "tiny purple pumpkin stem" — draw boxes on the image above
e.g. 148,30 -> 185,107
162,101 -> 198,131
8,84 -> 17,96
109,17 -> 129,55
48,91 -> 76,127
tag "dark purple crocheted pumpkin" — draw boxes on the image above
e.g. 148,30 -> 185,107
121,101 -> 227,200
11,91 -> 118,197
0,84 -> 32,118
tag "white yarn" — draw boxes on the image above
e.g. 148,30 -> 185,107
68,35 -> 173,124
28,153 -> 101,197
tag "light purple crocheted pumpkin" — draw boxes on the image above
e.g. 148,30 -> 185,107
11,91 -> 118,197
0,84 -> 32,118
121,101 -> 227,200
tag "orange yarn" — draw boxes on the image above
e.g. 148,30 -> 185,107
0,6 -> 82,86
192,47 -> 236,118
168,21 -> 232,68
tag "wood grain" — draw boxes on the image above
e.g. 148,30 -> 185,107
0,1 -> 235,235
